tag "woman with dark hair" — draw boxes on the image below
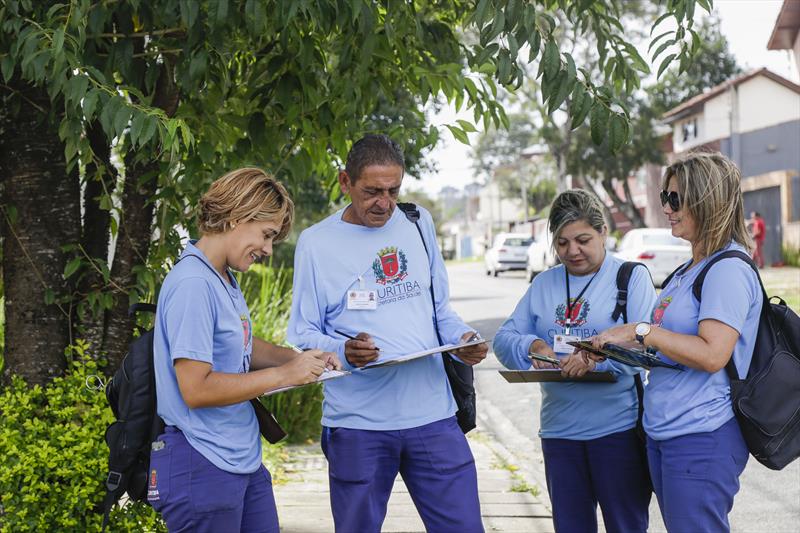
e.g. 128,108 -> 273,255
591,152 -> 761,532
495,189 -> 655,533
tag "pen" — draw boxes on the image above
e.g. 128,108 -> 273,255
334,329 -> 379,350
285,342 -> 303,354
529,352 -> 560,366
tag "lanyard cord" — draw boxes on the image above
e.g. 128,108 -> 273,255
564,266 -> 600,332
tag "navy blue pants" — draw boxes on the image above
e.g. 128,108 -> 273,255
647,417 -> 748,533
148,427 -> 279,533
320,416 -> 484,533
541,428 -> 651,533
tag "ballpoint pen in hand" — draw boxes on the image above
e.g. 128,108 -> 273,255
529,352 -> 560,366
334,329 -> 380,350
285,342 -> 303,354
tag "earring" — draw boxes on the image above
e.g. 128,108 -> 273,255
230,223 -> 237,230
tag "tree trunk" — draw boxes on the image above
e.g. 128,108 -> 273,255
0,80 -> 81,385
620,177 -> 647,228
78,121 -> 118,353
100,62 -> 180,372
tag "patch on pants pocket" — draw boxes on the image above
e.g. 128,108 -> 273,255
147,442 -> 171,509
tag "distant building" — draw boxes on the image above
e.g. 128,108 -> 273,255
662,68 -> 800,265
767,0 -> 800,83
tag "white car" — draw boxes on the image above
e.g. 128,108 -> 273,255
526,230 -> 558,281
485,233 -> 533,277
614,228 -> 692,287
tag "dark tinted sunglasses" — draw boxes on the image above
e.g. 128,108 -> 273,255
660,190 -> 681,211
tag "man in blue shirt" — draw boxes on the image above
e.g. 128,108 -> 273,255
288,134 -> 488,532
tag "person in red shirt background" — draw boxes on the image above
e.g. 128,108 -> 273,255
748,211 -> 767,268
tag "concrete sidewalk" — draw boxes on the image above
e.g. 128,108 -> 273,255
273,423 -> 555,532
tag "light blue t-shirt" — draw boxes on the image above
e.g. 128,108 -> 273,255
644,242 -> 762,440
494,253 -> 657,440
287,206 -> 472,430
153,241 -> 261,474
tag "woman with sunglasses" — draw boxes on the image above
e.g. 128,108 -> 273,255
589,152 -> 761,532
495,189 -> 656,533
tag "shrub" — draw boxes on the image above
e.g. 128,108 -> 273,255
239,263 -> 324,443
0,352 -> 164,532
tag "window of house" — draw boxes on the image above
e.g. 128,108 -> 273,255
681,118 -> 698,142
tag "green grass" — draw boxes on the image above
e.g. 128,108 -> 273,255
490,452 -> 541,497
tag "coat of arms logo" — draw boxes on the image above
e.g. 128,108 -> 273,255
372,246 -> 408,285
651,296 -> 672,327
555,297 -> 590,327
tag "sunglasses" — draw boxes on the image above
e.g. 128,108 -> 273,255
660,190 -> 681,211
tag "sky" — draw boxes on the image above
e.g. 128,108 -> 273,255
409,0 -> 796,196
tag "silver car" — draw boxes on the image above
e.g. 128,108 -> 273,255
484,233 -> 533,277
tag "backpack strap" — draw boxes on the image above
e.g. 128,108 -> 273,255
690,249 -> 766,382
397,203 -> 439,339
612,261 -> 648,324
661,261 -> 689,289
613,261 -> 650,441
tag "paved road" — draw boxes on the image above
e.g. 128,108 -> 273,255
447,261 -> 800,533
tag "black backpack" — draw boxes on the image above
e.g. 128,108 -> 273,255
100,303 -> 164,530
664,250 -> 800,470
397,202 -> 476,433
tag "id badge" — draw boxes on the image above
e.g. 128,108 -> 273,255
346,289 -> 377,310
554,334 -> 580,354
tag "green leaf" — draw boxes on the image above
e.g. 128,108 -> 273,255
657,53 -> 677,79
180,0 -> 200,28
1,55 -> 15,82
445,124 -> 470,145
650,11 -> 673,34
574,91 -> 594,130
609,113 -> 627,153
651,38 -> 676,61
113,104 -> 130,137
475,0 -> 491,29
648,30 -> 674,53
64,258 -> 82,279
543,39 -> 559,80
456,119 -> 477,133
129,111 -> 146,147
139,115 -> 158,146
527,29 -> 541,63
82,89 -> 99,121
590,102 -> 609,145
44,288 -> 55,305
53,28 -> 65,55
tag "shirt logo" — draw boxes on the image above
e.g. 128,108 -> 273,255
651,296 -> 672,327
555,297 -> 590,327
372,246 -> 408,285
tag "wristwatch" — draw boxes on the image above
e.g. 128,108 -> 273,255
635,322 -> 652,345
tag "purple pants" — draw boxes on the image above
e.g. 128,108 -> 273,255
541,428 -> 651,533
647,417 -> 748,533
147,427 -> 279,533
320,416 -> 484,533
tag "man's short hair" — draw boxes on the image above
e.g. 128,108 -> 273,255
344,134 -> 405,182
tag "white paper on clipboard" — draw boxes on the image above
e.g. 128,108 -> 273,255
358,337 -> 491,370
261,368 -> 351,396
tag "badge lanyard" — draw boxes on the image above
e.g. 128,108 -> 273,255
564,267 -> 600,335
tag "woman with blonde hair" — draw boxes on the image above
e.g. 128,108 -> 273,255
148,168 -> 340,532
590,152 -> 761,532
495,188 -> 655,532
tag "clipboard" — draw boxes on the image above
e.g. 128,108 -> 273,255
568,340 -> 683,371
260,368 -> 351,396
500,369 -> 617,383
358,337 -> 491,370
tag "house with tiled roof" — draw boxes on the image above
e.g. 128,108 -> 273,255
662,67 -> 800,265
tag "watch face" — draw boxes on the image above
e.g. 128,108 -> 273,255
636,323 -> 650,336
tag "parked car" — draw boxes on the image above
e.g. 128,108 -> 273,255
526,230 -> 558,281
614,228 -> 692,287
485,233 -> 533,277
